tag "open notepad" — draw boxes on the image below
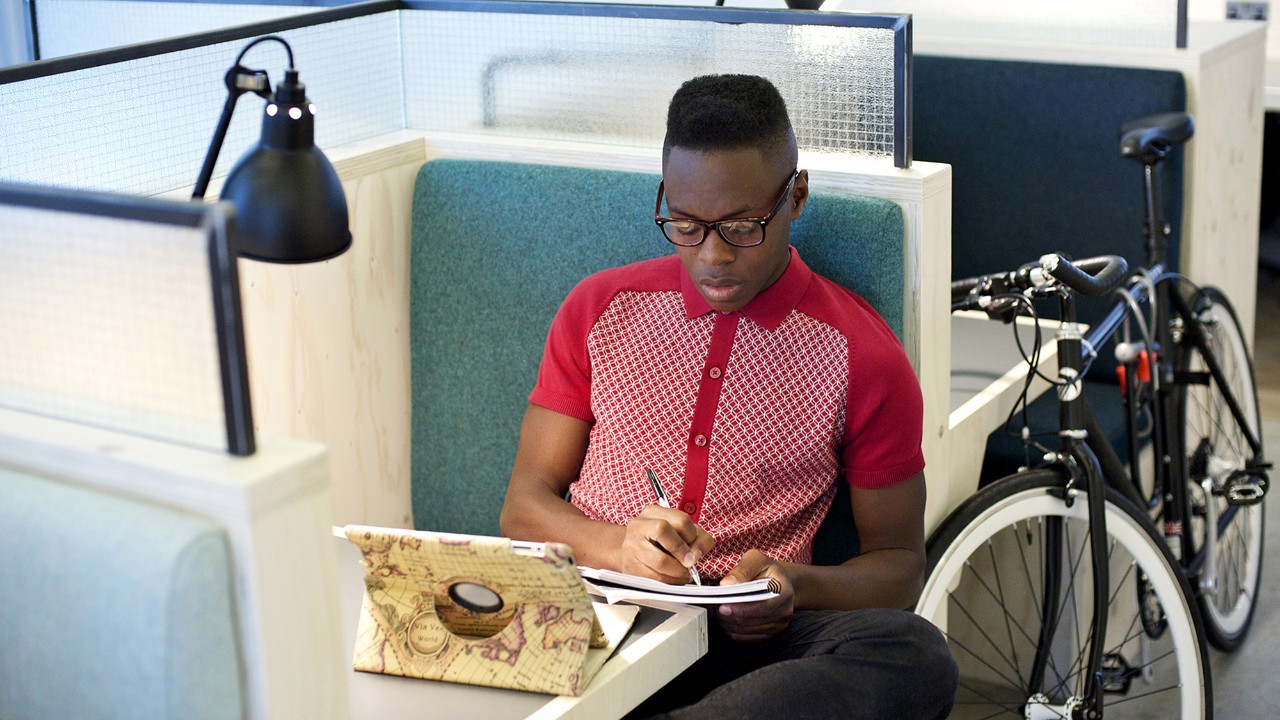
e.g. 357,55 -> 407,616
579,566 -> 780,605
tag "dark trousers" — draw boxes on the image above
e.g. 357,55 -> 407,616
629,608 -> 957,720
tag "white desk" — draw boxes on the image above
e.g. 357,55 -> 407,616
944,312 -> 1062,507
334,536 -> 708,720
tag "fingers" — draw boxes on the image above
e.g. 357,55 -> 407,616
717,595 -> 792,641
716,551 -> 795,641
619,506 -> 714,584
719,548 -> 768,586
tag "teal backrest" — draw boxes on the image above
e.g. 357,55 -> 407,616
0,469 -> 243,720
410,159 -> 905,564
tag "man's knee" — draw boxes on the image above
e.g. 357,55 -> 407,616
893,611 -> 958,716
849,609 -> 957,717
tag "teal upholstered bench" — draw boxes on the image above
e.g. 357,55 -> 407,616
408,158 -> 907,565
0,469 -> 243,720
914,57 -> 1188,482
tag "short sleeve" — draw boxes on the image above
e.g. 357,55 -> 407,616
839,315 -> 926,489
528,280 -> 603,423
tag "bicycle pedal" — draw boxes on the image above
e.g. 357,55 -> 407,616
1100,652 -> 1139,694
1222,467 -> 1269,507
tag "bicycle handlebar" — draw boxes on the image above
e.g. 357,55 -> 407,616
1042,254 -> 1128,297
951,254 -> 1129,316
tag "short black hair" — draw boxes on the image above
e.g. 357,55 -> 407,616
663,74 -> 795,160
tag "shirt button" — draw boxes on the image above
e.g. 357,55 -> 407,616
694,434 -> 708,447
681,501 -> 697,514
708,366 -> 722,379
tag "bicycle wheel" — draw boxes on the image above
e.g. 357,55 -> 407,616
1176,286 -> 1266,650
918,470 -> 1211,719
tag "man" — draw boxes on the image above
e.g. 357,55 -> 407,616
500,74 -> 956,719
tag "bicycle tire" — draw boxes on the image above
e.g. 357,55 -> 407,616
1175,286 -> 1266,651
917,469 -> 1211,719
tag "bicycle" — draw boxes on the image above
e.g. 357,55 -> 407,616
915,111 -> 1270,719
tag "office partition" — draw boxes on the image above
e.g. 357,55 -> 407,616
400,1 -> 910,165
31,0 -> 326,58
0,182 -> 254,454
0,0 -> 914,198
827,0 -> 1188,48
0,4 -> 402,195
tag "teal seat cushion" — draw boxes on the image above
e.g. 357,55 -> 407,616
411,158 -> 905,566
0,469 -> 243,720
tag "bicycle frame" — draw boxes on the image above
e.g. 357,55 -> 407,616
1083,151 -> 1266,586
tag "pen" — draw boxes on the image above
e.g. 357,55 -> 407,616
645,468 -> 702,586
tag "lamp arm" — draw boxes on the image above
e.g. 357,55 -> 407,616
192,88 -> 244,200
192,35 -> 291,200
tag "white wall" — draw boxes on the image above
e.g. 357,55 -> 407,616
0,0 -> 32,67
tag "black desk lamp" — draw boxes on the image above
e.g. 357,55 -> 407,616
193,36 -> 351,263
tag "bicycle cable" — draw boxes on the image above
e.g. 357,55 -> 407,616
995,293 -> 1057,464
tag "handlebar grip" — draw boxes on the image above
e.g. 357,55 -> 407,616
1039,253 -> 1128,297
951,277 -> 980,303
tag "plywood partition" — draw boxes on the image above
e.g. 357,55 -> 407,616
236,132 -> 426,529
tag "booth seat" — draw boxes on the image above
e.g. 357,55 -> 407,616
0,467 -> 244,720
407,158 -> 909,565
914,56 -> 1188,482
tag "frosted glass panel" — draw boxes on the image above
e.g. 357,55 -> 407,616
0,13 -> 401,195
828,0 -> 1183,48
0,188 -> 246,453
0,4 -> 909,194
35,0 -> 321,59
402,8 -> 901,161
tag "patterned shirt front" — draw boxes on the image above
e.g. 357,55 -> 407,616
530,248 -> 924,578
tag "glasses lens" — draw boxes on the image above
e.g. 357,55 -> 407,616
662,220 -> 705,246
717,221 -> 764,247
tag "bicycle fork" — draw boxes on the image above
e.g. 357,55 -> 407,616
1029,296 -> 1112,719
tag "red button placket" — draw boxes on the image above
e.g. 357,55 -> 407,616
680,312 -> 738,524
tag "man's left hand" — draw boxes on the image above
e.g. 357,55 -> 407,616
716,549 -> 794,641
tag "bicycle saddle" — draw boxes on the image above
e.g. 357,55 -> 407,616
1119,111 -> 1194,163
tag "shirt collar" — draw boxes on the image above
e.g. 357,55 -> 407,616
679,246 -> 810,331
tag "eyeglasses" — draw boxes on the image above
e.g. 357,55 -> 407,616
654,170 -> 799,248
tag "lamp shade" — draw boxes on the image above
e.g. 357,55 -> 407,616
220,69 -> 351,263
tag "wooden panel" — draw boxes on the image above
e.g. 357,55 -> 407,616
238,137 -> 423,529
1181,27 -> 1266,341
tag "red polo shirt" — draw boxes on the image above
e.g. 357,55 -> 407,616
530,247 -> 925,578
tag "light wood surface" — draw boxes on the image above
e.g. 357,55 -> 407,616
946,312 -> 1063,503
237,135 -> 424,530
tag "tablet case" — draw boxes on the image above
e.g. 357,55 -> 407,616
343,525 -> 608,696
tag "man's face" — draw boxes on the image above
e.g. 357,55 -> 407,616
661,146 -> 806,314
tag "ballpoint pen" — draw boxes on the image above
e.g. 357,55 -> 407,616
645,468 -> 702,586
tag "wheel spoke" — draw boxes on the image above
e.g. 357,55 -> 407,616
919,474 -> 1209,718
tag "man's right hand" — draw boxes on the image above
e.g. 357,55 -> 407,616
619,505 -> 715,584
